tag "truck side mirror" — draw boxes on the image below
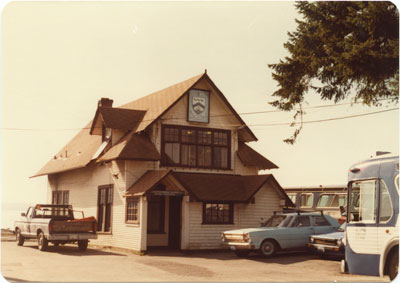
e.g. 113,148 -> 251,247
21,213 -> 26,217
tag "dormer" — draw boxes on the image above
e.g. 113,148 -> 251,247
90,97 -> 147,145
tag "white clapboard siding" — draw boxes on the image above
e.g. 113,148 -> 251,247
47,161 -> 144,251
187,182 -> 283,249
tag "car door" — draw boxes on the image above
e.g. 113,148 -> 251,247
288,215 -> 315,248
311,215 -> 337,234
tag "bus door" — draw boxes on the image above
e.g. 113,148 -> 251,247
346,179 -> 380,276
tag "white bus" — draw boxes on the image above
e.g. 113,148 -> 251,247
341,154 -> 399,281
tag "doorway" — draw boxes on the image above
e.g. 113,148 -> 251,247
168,196 -> 182,249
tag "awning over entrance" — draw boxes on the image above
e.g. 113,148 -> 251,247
125,170 -> 294,206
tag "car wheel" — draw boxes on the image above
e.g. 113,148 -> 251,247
37,232 -> 48,251
16,229 -> 24,246
259,240 -> 277,257
78,240 -> 88,251
388,249 -> 398,281
234,250 -> 250,257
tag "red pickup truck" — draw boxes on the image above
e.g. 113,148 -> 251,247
14,204 -> 97,251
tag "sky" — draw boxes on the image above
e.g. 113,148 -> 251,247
1,1 -> 398,224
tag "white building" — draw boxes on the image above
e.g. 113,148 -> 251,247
33,72 -> 293,252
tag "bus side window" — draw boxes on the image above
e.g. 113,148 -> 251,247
300,193 -> 313,207
349,180 -> 377,223
379,180 -> 393,223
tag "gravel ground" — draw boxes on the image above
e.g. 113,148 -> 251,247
1,241 -> 390,282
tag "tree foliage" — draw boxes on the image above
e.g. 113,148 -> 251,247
269,1 -> 399,144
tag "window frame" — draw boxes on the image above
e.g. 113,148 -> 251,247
125,197 -> 140,224
202,202 -> 234,225
300,193 -> 314,208
161,125 -> 231,170
97,185 -> 113,233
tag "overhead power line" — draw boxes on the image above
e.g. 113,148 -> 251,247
2,102 -> 397,132
249,108 -> 398,127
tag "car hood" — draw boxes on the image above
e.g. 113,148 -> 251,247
223,227 -> 278,234
312,231 -> 344,240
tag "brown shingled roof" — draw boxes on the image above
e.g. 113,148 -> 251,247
126,170 -> 172,196
97,132 -> 160,162
32,122 -> 102,177
120,73 -> 205,133
126,170 -> 293,206
237,143 -> 278,169
91,107 -> 146,134
33,72 -> 259,177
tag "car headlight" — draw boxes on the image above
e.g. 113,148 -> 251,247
310,237 -> 314,243
337,239 -> 342,246
342,236 -> 346,246
221,233 -> 225,242
243,233 -> 250,242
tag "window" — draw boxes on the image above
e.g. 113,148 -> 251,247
311,215 -> 330,226
349,180 -> 377,223
126,198 -> 140,224
379,180 -> 393,223
98,185 -> 113,232
292,216 -> 310,227
147,195 -> 165,233
203,202 -> 233,224
161,125 -> 231,169
300,193 -> 313,207
52,191 -> 69,205
287,194 -> 297,204
316,194 -> 346,208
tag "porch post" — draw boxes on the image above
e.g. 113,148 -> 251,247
181,195 -> 190,250
139,196 -> 147,252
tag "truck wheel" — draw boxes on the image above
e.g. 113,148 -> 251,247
37,232 -> 48,251
259,240 -> 277,257
388,249 -> 398,281
16,229 -> 24,246
78,240 -> 88,251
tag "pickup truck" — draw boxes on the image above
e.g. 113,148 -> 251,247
14,204 -> 97,251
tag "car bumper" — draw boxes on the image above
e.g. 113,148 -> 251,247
221,242 -> 256,250
48,233 -> 98,241
307,243 -> 343,255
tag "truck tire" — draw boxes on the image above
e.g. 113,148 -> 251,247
37,232 -> 48,251
16,229 -> 24,246
78,240 -> 88,251
388,249 -> 398,281
259,240 -> 277,257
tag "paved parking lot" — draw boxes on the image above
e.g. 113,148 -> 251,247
1,241 -> 389,282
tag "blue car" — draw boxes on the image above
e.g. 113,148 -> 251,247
307,223 -> 346,258
222,212 -> 340,257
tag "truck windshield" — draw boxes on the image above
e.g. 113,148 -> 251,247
261,215 -> 293,227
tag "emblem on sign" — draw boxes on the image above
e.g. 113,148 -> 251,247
188,90 -> 209,123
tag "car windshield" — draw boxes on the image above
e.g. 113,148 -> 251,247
261,215 -> 293,227
337,222 -> 346,232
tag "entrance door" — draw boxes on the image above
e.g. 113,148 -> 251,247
168,196 -> 182,249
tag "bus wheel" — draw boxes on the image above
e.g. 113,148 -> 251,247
388,249 -> 398,281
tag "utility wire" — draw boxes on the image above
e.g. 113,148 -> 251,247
2,101 -> 397,132
249,108 -> 398,127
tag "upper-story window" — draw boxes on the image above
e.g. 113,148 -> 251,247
161,125 -> 231,169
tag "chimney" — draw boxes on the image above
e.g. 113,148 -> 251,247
98,98 -> 113,107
